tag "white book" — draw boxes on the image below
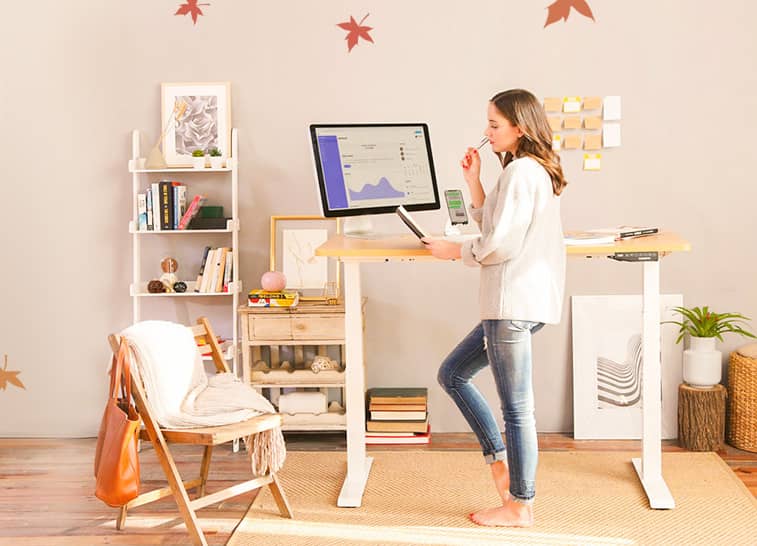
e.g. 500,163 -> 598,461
563,231 -> 615,246
145,188 -> 153,230
137,193 -> 147,231
200,248 -> 218,293
208,248 -> 224,293
222,250 -> 233,292
150,182 -> 161,231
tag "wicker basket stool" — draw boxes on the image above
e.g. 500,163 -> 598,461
727,343 -> 757,452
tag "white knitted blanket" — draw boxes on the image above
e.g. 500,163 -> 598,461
120,320 -> 285,475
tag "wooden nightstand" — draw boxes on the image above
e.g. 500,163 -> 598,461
238,300 -> 364,431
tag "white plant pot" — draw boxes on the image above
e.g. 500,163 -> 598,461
192,156 -> 207,169
682,336 -> 722,387
209,156 -> 224,169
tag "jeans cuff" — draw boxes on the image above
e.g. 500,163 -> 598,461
509,494 -> 535,506
483,450 -> 507,464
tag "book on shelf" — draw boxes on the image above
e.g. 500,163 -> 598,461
366,387 -> 428,405
172,183 -> 186,229
365,425 -> 431,445
214,247 -> 229,293
177,194 -> 206,230
222,251 -> 233,292
188,216 -> 230,230
150,182 -> 161,231
194,246 -> 212,292
145,189 -> 154,230
370,409 -> 427,421
137,193 -> 147,231
366,415 -> 429,433
158,180 -> 173,230
590,225 -> 659,240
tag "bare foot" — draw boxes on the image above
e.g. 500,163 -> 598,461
490,460 -> 509,503
469,499 -> 534,527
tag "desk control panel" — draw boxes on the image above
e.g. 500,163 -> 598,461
610,251 -> 659,262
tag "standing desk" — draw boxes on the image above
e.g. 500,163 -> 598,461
316,231 -> 690,509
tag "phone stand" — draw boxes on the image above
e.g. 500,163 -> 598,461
443,218 -> 462,237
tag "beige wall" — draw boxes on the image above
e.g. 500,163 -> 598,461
2,1 -> 756,436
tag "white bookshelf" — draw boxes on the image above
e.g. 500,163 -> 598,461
129,128 -> 242,374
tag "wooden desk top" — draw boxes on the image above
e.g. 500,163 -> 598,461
315,232 -> 691,259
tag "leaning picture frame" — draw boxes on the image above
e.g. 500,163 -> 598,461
571,294 -> 684,440
161,82 -> 231,167
270,215 -> 342,303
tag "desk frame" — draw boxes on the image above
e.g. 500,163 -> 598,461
318,233 -> 690,509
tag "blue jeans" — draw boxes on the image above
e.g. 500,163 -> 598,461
437,320 -> 544,504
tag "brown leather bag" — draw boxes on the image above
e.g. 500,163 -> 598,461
94,340 -> 141,507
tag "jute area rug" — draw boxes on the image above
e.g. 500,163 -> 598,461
227,451 -> 757,546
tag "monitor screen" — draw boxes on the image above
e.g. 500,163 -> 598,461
309,123 -> 441,218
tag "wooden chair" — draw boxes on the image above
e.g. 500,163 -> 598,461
107,317 -> 293,546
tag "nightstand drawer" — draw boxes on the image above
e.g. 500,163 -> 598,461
250,317 -> 292,340
291,316 -> 344,340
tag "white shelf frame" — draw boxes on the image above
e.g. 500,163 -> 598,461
130,128 -> 241,375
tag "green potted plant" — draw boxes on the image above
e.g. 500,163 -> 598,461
208,147 -> 224,169
666,306 -> 755,387
191,149 -> 206,169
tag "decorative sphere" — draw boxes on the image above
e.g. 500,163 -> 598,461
261,270 -> 286,291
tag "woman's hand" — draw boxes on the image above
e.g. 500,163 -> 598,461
421,238 -> 462,260
461,147 -> 482,187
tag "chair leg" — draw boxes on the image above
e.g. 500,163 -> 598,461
198,446 -> 213,497
268,473 -> 293,519
116,505 -> 127,530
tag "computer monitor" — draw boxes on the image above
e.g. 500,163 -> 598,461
309,123 -> 441,233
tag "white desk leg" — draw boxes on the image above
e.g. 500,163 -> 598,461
338,260 -> 373,507
632,260 -> 675,509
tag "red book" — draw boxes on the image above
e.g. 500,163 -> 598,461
178,195 -> 206,230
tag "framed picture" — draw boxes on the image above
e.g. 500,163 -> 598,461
161,82 -> 231,167
571,294 -> 683,440
270,216 -> 341,302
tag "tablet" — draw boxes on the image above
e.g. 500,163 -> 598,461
396,205 -> 429,240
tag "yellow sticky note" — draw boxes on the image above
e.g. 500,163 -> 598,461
552,134 -> 562,152
548,117 -> 562,131
563,96 -> 582,113
544,98 -> 562,112
583,116 -> 602,130
584,133 -> 602,150
583,96 -> 602,110
583,153 -> 601,171
563,116 -> 581,130
564,134 -> 582,149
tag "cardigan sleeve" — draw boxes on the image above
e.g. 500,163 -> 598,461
461,161 -> 536,267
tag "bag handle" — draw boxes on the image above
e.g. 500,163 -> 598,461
109,339 -> 134,408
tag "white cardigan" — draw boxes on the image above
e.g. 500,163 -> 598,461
460,156 -> 565,324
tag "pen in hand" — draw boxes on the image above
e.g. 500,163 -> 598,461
475,136 -> 489,150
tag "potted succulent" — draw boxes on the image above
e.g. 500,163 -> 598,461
666,306 -> 756,387
208,147 -> 224,169
191,149 -> 206,169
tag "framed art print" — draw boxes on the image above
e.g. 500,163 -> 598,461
270,216 -> 341,302
571,294 -> 683,439
161,82 -> 231,167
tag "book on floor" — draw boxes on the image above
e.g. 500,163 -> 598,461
370,410 -> 427,421
366,416 -> 429,434
365,425 -> 431,445
366,387 -> 428,405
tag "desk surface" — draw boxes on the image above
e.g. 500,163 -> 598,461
315,232 -> 691,258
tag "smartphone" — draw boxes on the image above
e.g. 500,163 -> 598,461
444,189 -> 469,225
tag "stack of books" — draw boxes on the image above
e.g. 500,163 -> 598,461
564,226 -> 658,246
365,387 -> 430,444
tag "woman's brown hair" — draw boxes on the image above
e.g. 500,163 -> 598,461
490,89 -> 568,196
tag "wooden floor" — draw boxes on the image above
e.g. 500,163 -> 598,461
1,434 -> 755,545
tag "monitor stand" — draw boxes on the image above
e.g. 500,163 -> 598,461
342,216 -> 379,239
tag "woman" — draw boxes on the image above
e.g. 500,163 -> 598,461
423,89 -> 566,527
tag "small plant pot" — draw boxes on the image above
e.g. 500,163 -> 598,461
209,156 -> 224,169
683,336 -> 722,387
192,156 -> 206,169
